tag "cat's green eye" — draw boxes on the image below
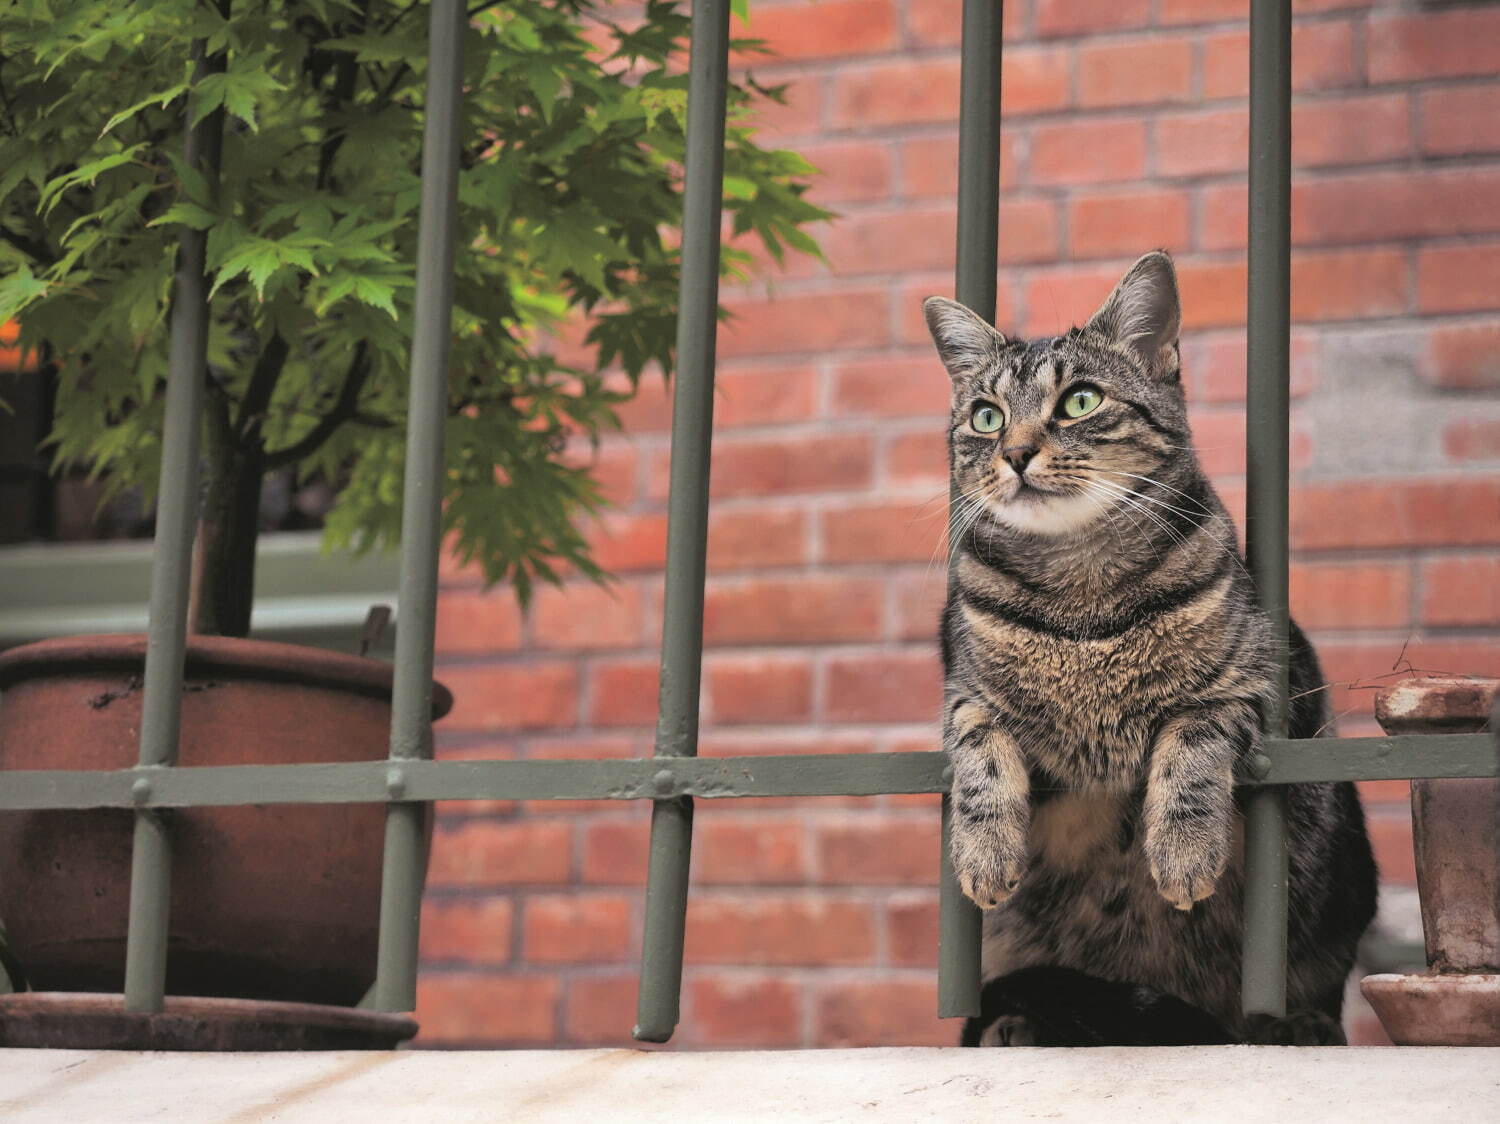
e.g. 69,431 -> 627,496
970,402 -> 1004,434
1060,385 -> 1103,419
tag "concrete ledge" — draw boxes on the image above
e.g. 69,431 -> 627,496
3,1046 -> 1498,1122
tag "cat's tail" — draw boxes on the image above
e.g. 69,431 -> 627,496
960,966 -> 1343,1046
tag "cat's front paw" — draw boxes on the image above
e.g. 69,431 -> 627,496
1146,827 -> 1227,911
951,813 -> 1028,910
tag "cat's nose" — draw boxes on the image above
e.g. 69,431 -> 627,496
1002,444 -> 1039,473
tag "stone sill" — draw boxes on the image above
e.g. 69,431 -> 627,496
3,1046 -> 1498,1122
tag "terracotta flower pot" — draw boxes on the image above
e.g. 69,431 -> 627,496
1361,677 -> 1499,1046
0,634 -> 451,1007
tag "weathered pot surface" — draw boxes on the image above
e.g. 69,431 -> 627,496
1361,974 -> 1500,1048
0,992 -> 417,1051
0,634 -> 451,1007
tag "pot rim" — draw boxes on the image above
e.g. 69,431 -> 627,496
0,633 -> 452,719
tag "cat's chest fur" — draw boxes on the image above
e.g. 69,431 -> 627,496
954,575 -> 1257,788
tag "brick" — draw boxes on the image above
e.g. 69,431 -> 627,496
1420,84 -> 1500,157
415,974 -> 557,1045
1177,258 -> 1249,329
1156,108 -> 1247,178
832,355 -> 950,419
706,654 -> 814,724
1184,407 -> 1246,478
1029,119 -> 1148,186
817,813 -> 942,884
703,576 -> 884,645
530,582 -> 645,651
1068,188 -> 1191,259
901,133 -> 1020,198
707,434 -> 874,499
562,438 -> 637,507
687,973 -> 801,1046
1182,329 -> 1318,404
563,974 -> 638,1045
434,589 -> 523,656
720,289 -> 890,358
888,892 -> 940,966
1078,39 -> 1194,108
743,0 -> 898,62
587,659 -> 659,727
822,500 -> 948,564
609,373 -> 673,432
716,365 -> 819,427
419,897 -> 514,964
707,506 -> 809,572
824,207 -> 955,276
826,651 -> 942,723
427,820 -> 573,887
1034,0 -> 1151,37
897,276 -> 1019,345
1295,170 -> 1500,247
1158,0 -> 1246,24
1202,22 -> 1356,99
891,571 -> 947,643
801,140 -> 895,204
438,663 -> 578,732
1021,261 -> 1128,336
907,0 -> 1026,43
1420,555 -> 1500,628
1293,93 -> 1411,167
696,816 -> 808,883
588,512 -> 669,573
684,894 -> 878,965
581,819 -> 650,884
1367,8 -> 1500,83
1367,809 -> 1415,886
1422,321 -> 1500,391
1445,420 -> 1500,463
815,977 -> 954,1046
1292,248 -> 1406,322
749,75 -> 822,141
522,894 -> 634,963
885,428 -> 950,487
830,60 -> 960,129
1289,561 -> 1411,631
1290,478 -> 1500,551
1000,47 -> 1074,116
1419,243 -> 1500,315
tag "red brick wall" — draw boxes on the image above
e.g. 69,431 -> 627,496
415,0 -> 1500,1047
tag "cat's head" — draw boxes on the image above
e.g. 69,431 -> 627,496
923,250 -> 1191,538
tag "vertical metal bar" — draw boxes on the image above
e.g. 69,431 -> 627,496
937,0 -> 1004,1022
371,0 -> 465,1013
1242,0 -> 1292,1021
121,33 -> 226,1015
633,0 -> 731,1044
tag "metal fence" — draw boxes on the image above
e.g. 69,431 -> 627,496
0,0 -> 1495,1043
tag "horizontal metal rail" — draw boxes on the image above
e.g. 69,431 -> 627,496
0,733 -> 1489,811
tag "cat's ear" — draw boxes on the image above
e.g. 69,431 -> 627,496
923,296 -> 1007,383
1085,251 -> 1181,378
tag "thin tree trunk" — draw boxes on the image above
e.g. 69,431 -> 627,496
194,432 -> 264,638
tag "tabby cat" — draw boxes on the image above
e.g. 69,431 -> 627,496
924,251 -> 1377,1045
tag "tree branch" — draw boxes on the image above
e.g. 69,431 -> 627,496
263,341 -> 371,469
234,331 -> 289,440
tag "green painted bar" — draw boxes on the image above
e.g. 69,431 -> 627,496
372,0 -> 466,1015
938,0 -> 1004,1021
1241,0 -> 1294,1021
7,734 -> 1483,812
633,0 -> 732,1046
121,32 -> 226,1015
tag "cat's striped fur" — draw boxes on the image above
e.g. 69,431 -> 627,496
925,252 -> 1377,1041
